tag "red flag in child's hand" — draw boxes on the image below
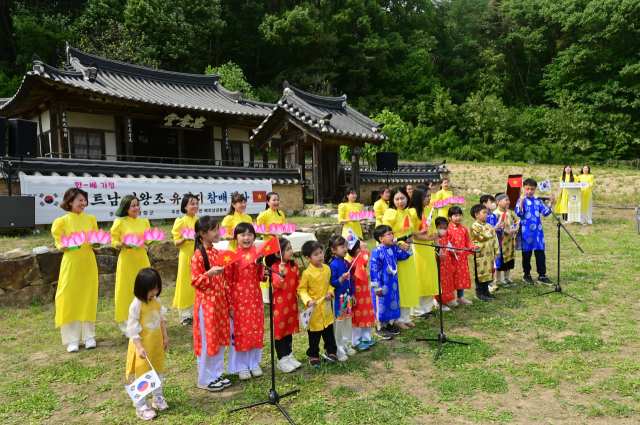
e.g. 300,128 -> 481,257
255,236 -> 280,258
213,249 -> 243,267
401,215 -> 410,233
508,177 -> 523,188
236,246 -> 258,270
353,250 -> 370,281
499,211 -> 507,222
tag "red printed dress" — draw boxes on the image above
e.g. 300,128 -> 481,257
350,252 -> 374,328
190,247 -> 231,356
447,223 -> 475,290
271,261 -> 300,339
226,247 -> 265,352
436,234 -> 456,303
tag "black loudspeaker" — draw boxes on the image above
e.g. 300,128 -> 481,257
376,151 -> 398,172
0,196 -> 36,229
0,117 -> 6,156
8,118 -> 38,157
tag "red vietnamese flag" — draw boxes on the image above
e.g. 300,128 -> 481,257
236,245 -> 257,270
508,177 -> 523,188
419,207 -> 434,231
252,191 -> 267,203
213,249 -> 243,267
353,250 -> 370,281
255,236 -> 280,258
401,215 -> 410,234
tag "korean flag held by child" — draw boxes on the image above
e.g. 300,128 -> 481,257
537,179 -> 551,192
346,227 -> 360,250
125,357 -> 162,403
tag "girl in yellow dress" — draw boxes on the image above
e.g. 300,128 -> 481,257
221,193 -> 252,252
256,192 -> 287,302
577,165 -> 594,226
172,194 -> 200,325
405,184 -> 414,201
408,185 -> 440,319
111,195 -> 152,337
434,177 -> 453,218
126,268 -> 169,420
554,165 -> 574,222
382,187 -> 428,329
52,188 -> 100,352
338,186 -> 365,259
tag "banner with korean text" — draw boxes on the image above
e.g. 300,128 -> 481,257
20,175 -> 272,225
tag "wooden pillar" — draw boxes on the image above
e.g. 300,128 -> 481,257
352,146 -> 361,200
50,109 -> 60,158
262,149 -> 268,167
177,129 -> 185,164
125,116 -> 134,160
277,141 -> 285,169
36,110 -> 44,157
113,116 -> 122,158
313,139 -> 323,206
221,123 -> 229,163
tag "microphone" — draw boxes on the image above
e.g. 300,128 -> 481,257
254,254 -> 265,265
535,196 -> 550,202
393,234 -> 411,243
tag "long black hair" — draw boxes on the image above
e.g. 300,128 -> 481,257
264,192 -> 284,217
265,237 -> 295,269
133,268 -> 162,303
194,216 -> 218,271
342,186 -> 357,203
389,186 -> 410,210
324,235 -> 347,264
181,193 -> 199,214
562,165 -> 574,182
408,187 -> 431,220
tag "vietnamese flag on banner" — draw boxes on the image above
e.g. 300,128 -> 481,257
508,177 -> 523,188
401,215 -> 410,234
255,236 -> 280,258
353,250 -> 370,281
252,191 -> 267,203
213,249 -> 243,267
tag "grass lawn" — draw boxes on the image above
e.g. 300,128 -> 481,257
1,162 -> 640,424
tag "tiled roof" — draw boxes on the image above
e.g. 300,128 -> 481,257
251,81 -> 387,143
5,157 -> 302,185
344,162 -> 449,184
0,45 -> 275,117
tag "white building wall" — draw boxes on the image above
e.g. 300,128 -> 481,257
105,133 -> 117,161
67,112 -> 115,130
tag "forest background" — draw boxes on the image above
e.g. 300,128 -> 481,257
1,0 -> 640,165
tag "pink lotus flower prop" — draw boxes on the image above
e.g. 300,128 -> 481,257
434,197 -> 467,209
219,226 -> 234,237
123,232 -> 145,249
87,229 -> 112,246
144,228 -> 165,244
268,223 -> 296,236
180,226 -> 195,240
283,222 -> 296,234
348,211 -> 375,221
61,231 -> 86,250
253,223 -> 267,234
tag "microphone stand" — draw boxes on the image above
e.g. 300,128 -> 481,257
534,204 -> 584,302
228,261 -> 300,424
408,240 -> 480,361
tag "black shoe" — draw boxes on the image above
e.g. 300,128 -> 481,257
482,282 -> 497,299
182,317 -> 193,326
309,357 -> 320,368
523,275 -> 535,285
218,376 -> 231,388
321,352 -> 336,364
375,327 -> 393,340
199,379 -> 224,392
384,324 -> 401,335
538,276 -> 554,286
419,311 -> 436,319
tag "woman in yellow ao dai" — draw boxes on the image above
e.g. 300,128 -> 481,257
577,165 -> 594,225
338,187 -> 364,260
111,195 -> 151,335
172,194 -> 200,324
221,193 -> 252,252
256,192 -> 287,300
51,188 -> 99,352
434,177 -> 453,218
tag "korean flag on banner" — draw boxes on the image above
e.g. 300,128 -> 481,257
299,305 -> 315,330
125,358 -> 162,403
346,228 -> 360,250
537,179 -> 551,192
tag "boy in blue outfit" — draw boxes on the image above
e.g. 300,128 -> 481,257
515,178 -> 556,286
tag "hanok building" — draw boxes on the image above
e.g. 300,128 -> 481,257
0,44 -> 449,216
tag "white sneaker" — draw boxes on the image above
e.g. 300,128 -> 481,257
286,353 -> 302,369
488,284 -> 499,293
276,357 -> 296,373
435,301 -> 450,311
251,365 -> 263,377
67,341 -> 79,353
345,346 -> 357,356
84,338 -> 96,349
239,369 -> 251,380
337,354 -> 348,362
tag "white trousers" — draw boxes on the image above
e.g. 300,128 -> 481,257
333,317 -> 353,357
197,306 -> 226,386
60,321 -> 95,345
396,307 -> 412,323
352,327 -> 371,345
132,373 -> 163,406
262,288 -> 270,304
227,319 -> 262,374
118,320 -> 128,335
410,296 -> 434,316
178,306 -> 194,320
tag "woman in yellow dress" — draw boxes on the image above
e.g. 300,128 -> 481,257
408,185 -> 440,319
405,184 -> 414,201
172,193 -> 200,325
111,195 -> 151,336
256,192 -> 286,302
434,177 -> 453,217
51,187 -> 100,352
221,193 -> 252,252
373,187 -> 390,247
577,165 -> 594,226
553,165 -> 574,222
338,186 -> 364,259
382,187 -> 428,329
